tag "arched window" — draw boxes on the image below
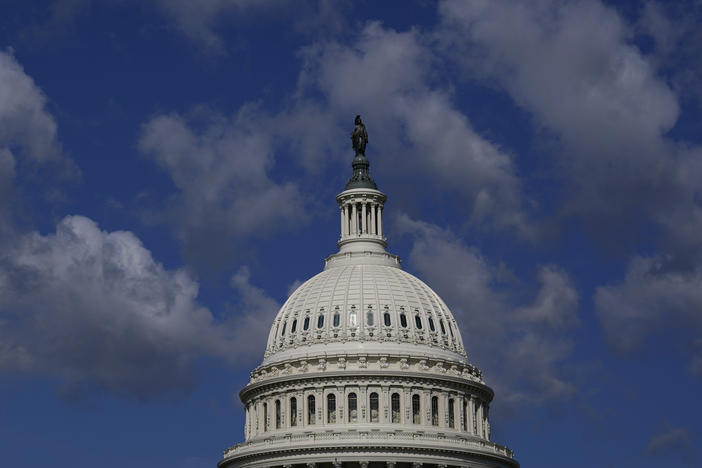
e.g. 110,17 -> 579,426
369,392 -> 379,422
348,393 -> 358,422
281,322 -> 286,336
439,319 -> 447,335
431,396 -> 439,426
327,394 -> 336,423
263,402 -> 269,431
415,315 -> 422,329
303,316 -> 310,331
448,321 -> 454,338
448,398 -> 455,429
391,393 -> 400,423
473,401 -> 479,434
412,394 -> 421,424
462,399 -> 467,431
317,314 -> 324,329
290,397 -> 297,427
308,395 -> 316,425
428,317 -> 436,331
366,311 -> 374,326
291,319 -> 297,333
349,307 -> 357,326
400,313 -> 408,328
383,312 -> 391,326
333,312 -> 340,327
275,399 -> 281,429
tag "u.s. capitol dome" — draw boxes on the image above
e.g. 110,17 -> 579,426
219,117 -> 518,468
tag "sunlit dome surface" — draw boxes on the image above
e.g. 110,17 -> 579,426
263,263 -> 467,366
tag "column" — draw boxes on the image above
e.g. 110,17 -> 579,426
423,390 -> 431,426
476,399 -> 484,438
484,403 -> 490,440
361,202 -> 367,234
467,397 -> 475,435
377,205 -> 383,237
340,206 -> 345,237
370,203 -> 377,235
352,203 -> 358,235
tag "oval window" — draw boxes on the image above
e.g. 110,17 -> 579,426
367,311 -> 374,326
349,309 -> 357,327
384,312 -> 391,326
291,319 -> 297,333
415,315 -> 422,329
428,317 -> 435,332
400,313 -> 407,328
317,314 -> 325,329
448,321 -> 454,337
439,319 -> 446,335
303,316 -> 310,330
333,313 -> 340,327
281,322 -> 287,336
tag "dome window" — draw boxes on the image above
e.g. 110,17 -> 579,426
317,314 -> 324,329
290,397 -> 297,427
448,398 -> 455,429
366,311 -> 374,326
369,392 -> 379,422
348,393 -> 358,422
349,306 -> 357,327
431,396 -> 439,426
428,317 -> 435,332
383,312 -> 391,326
400,313 -> 408,328
308,395 -> 316,425
290,319 -> 297,333
281,322 -> 286,336
448,321 -> 454,338
415,315 -> 422,329
439,319 -> 447,335
303,316 -> 310,331
412,394 -> 421,424
333,312 -> 340,327
391,393 -> 401,423
327,394 -> 336,423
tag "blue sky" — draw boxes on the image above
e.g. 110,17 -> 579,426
1,1 -> 701,467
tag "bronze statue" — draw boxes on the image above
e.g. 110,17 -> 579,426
351,115 -> 368,155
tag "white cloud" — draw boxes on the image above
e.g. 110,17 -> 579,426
645,426 -> 694,457
0,215 -> 278,398
0,50 -> 73,171
396,214 -> 579,407
296,22 -> 532,235
138,107 -> 306,265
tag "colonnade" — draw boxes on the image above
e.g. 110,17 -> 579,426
244,383 -> 490,441
339,199 -> 383,238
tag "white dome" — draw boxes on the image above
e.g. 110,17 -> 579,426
263,262 -> 467,366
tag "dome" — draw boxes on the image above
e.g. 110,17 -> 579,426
219,116 -> 517,468
264,263 -> 467,366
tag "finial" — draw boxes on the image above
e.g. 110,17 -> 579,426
351,115 -> 368,155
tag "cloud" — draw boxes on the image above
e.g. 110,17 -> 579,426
295,21 -> 533,236
396,214 -> 579,407
436,0 -> 693,246
0,50 -> 71,169
138,107 -> 305,266
595,254 -> 702,376
0,215 -> 278,398
645,427 -> 694,457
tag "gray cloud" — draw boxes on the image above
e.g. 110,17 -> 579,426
396,214 -> 579,408
595,254 -> 702,376
0,215 -> 278,398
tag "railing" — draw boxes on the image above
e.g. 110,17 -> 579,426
222,430 -> 514,459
